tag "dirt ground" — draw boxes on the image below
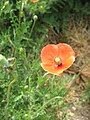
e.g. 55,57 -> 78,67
68,104 -> 90,120
46,17 -> 90,120
56,83 -> 90,120
65,19 -> 90,120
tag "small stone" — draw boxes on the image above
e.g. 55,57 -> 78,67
69,111 -> 74,116
72,106 -> 76,111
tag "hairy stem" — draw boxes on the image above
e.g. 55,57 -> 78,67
5,79 -> 16,120
29,19 -> 36,38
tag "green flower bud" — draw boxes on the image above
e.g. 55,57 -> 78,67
33,15 -> 38,21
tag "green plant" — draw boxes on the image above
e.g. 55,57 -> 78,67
0,0 -> 89,120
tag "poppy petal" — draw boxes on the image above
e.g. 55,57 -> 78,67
57,43 -> 75,62
41,63 -> 64,75
31,0 -> 39,3
61,55 -> 75,70
40,44 -> 58,64
41,56 -> 75,75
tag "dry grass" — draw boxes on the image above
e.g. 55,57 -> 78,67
65,17 -> 90,80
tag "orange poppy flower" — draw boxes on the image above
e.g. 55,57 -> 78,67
40,43 -> 75,75
31,0 -> 39,3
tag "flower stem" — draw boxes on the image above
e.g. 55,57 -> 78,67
5,79 -> 16,120
29,19 -> 36,38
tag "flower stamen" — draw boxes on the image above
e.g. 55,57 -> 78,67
54,57 -> 62,65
